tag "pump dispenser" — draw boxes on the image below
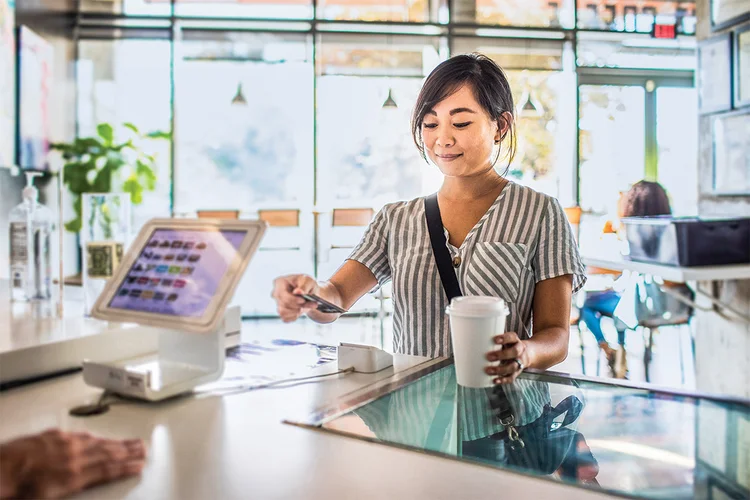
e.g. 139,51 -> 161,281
9,172 -> 54,302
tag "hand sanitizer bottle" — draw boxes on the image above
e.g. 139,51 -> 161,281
9,172 -> 54,302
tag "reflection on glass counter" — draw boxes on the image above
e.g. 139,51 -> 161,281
296,361 -> 750,499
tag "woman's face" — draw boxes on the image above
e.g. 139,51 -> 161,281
421,84 -> 503,179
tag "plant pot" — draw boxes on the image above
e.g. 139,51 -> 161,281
80,193 -> 131,315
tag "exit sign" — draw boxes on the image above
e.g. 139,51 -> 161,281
652,23 -> 678,39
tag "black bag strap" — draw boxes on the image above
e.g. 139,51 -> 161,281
424,193 -> 462,302
425,194 -> 519,430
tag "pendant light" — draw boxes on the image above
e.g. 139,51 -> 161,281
382,29 -> 398,109
518,91 -> 544,117
382,88 -> 398,109
231,82 -> 247,106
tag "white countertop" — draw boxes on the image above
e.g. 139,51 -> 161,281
0,328 -> 615,499
581,254 -> 750,283
0,283 -> 134,353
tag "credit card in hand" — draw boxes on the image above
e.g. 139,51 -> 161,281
297,293 -> 347,314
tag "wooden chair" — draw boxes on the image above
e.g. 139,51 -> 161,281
332,208 -> 375,228
563,206 -> 582,242
258,209 -> 300,228
196,209 -> 240,220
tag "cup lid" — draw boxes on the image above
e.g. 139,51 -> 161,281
446,296 -> 508,317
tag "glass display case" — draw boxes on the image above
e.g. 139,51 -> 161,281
290,359 -> 750,499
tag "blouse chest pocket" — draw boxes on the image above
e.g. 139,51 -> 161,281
464,242 -> 528,303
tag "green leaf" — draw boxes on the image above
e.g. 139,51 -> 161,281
97,123 -> 114,145
123,122 -> 139,134
65,196 -> 83,233
136,159 -> 157,190
64,219 -> 81,232
123,176 -> 144,205
50,142 -> 73,153
145,130 -> 171,140
72,137 -> 104,156
92,165 -> 113,192
63,159 -> 97,195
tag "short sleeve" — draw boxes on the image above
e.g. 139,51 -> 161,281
532,197 -> 587,294
347,207 -> 392,287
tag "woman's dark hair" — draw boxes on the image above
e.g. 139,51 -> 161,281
411,53 -> 517,171
622,180 -> 672,217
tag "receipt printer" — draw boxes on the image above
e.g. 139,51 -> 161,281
337,342 -> 393,373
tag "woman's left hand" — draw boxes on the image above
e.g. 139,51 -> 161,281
485,332 -> 531,384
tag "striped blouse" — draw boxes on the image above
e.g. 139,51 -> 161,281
348,181 -> 587,359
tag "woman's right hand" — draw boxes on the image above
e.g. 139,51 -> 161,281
271,274 -> 320,322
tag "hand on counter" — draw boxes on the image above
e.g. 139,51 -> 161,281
0,429 -> 146,499
484,332 -> 530,384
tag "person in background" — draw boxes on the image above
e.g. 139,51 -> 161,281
0,429 -> 146,499
579,180 -> 672,376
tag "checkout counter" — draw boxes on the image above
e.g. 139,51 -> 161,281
2,291 -> 748,500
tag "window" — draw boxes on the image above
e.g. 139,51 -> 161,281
173,31 -> 314,212
576,31 -> 696,70
316,34 -> 444,208
576,0 -> 696,34
81,0 -> 172,16
317,0 -> 437,22
455,0 -> 575,29
506,70 -> 576,206
77,39 -> 172,229
578,84 -> 645,214
173,0 -> 313,19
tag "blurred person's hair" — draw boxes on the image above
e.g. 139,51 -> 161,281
622,180 -> 672,217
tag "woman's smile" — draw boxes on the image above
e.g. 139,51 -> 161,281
436,153 -> 463,161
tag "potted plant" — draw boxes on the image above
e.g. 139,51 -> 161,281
50,122 -> 171,233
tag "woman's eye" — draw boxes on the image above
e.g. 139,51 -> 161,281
423,123 -> 438,129
454,122 -> 472,128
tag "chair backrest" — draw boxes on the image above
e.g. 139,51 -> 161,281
564,206 -> 582,242
196,210 -> 240,220
332,208 -> 375,227
257,209 -> 300,227
635,281 -> 695,327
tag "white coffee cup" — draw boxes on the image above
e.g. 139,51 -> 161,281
446,296 -> 509,388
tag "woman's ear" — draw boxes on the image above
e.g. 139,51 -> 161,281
496,112 -> 512,142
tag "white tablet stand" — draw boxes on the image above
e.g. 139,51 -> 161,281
82,305 -> 240,401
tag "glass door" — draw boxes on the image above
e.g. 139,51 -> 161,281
577,71 -> 696,221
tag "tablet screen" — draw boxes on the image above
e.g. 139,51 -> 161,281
108,228 -> 247,317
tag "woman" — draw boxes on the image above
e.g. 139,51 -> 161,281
272,53 -> 586,384
580,180 -> 672,374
